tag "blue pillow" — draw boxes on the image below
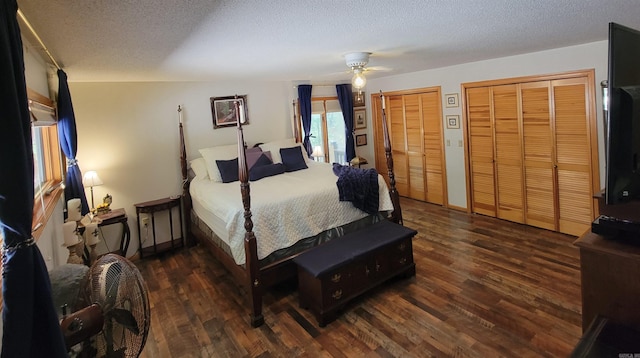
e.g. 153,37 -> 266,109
252,152 -> 273,169
280,146 -> 308,172
250,163 -> 286,181
216,158 -> 239,183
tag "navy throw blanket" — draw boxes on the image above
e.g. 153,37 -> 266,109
332,163 -> 379,214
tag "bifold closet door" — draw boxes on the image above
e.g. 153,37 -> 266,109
404,94 -> 426,201
373,91 -> 445,205
388,95 -> 409,196
493,85 -> 525,223
553,77 -> 594,236
521,81 -> 557,231
421,92 -> 445,205
467,87 -> 496,216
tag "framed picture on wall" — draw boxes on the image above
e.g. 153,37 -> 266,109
353,92 -> 365,107
445,93 -> 459,108
446,115 -> 460,129
211,95 -> 249,129
356,134 -> 367,146
354,108 -> 366,129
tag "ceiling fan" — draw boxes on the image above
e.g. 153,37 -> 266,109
345,52 -> 371,91
344,52 -> 391,99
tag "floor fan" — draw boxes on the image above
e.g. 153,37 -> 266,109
61,254 -> 150,357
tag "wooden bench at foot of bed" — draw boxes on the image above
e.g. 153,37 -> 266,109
293,220 -> 417,327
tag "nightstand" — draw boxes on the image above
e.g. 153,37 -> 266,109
134,196 -> 184,258
96,208 -> 130,257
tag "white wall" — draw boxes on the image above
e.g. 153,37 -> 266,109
69,81 -> 293,255
366,41 -> 609,208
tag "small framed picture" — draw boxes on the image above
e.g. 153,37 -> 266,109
353,92 -> 365,107
354,108 -> 366,129
446,115 -> 460,129
445,93 -> 459,108
355,134 -> 367,146
211,95 -> 249,129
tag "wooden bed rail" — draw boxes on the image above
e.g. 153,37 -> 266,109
179,105 -> 194,247
234,98 -> 264,327
379,91 -> 403,225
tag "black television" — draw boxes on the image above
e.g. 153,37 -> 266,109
605,22 -> 640,206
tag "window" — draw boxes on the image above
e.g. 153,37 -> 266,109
308,98 -> 347,164
28,89 -> 64,238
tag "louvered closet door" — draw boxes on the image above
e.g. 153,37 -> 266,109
467,87 -> 496,216
521,81 -> 556,231
493,85 -> 524,223
404,94 -> 425,200
421,92 -> 445,205
389,95 -> 409,196
553,78 -> 594,236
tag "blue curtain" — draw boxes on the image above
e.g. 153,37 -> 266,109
336,84 -> 356,161
0,1 -> 68,356
297,85 -> 313,156
57,69 -> 89,215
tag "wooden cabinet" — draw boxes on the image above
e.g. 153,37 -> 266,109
372,88 -> 447,206
574,231 -> 640,332
465,71 -> 599,236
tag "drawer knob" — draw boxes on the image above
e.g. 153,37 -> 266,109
398,243 -> 406,251
332,289 -> 343,300
365,266 -> 370,276
399,257 -> 407,265
376,263 -> 381,272
331,273 -> 341,283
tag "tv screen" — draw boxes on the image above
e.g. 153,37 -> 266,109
605,22 -> 640,205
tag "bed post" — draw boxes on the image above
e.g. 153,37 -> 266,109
234,98 -> 264,327
379,91 -> 403,225
178,105 -> 193,246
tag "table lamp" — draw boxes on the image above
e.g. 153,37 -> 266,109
83,170 -> 103,211
311,146 -> 324,162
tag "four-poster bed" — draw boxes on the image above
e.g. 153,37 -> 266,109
179,94 -> 403,327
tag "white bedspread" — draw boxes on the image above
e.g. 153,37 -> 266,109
190,161 -> 394,265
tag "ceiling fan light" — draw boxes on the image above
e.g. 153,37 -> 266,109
352,70 -> 366,89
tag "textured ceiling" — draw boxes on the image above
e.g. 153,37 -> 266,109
16,0 -> 640,83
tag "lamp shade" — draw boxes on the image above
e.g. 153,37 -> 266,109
311,146 -> 324,158
83,170 -> 103,187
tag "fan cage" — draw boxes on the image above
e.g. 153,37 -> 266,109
84,254 -> 150,358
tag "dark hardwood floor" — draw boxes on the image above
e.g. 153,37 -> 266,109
137,198 -> 583,357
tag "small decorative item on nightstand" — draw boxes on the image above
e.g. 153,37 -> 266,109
95,193 -> 112,215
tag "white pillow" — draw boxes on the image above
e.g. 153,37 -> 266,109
259,138 -> 309,164
199,144 -> 239,182
190,158 -> 208,180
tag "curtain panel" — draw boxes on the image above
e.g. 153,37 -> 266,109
297,84 -> 313,156
336,84 -> 356,161
57,69 -> 89,216
0,0 -> 68,356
